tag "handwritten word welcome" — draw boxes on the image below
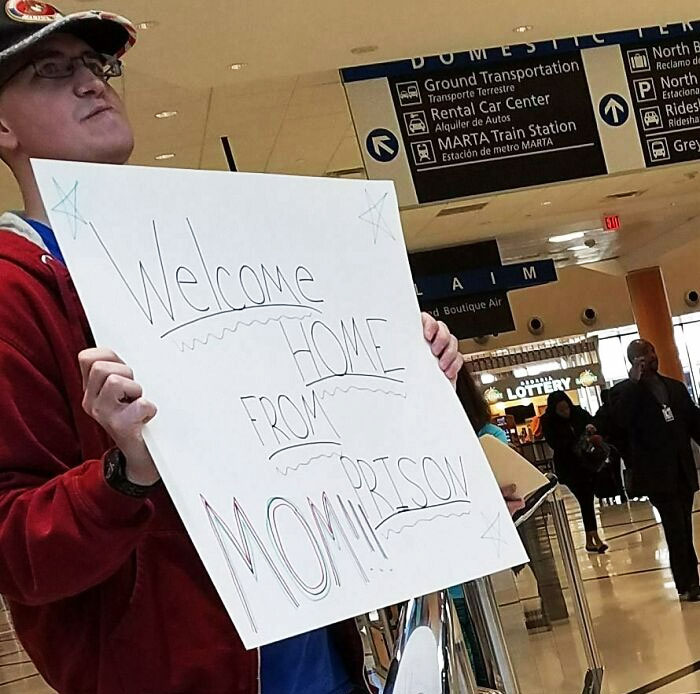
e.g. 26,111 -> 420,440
89,218 -> 323,338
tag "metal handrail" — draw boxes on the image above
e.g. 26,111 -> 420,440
463,577 -> 520,694
365,490 -> 603,693
550,490 -> 605,689
384,590 -> 480,693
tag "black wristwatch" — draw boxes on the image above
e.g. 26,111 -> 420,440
103,448 -> 160,498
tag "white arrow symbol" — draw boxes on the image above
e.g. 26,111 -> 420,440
604,97 -> 626,124
372,135 -> 395,156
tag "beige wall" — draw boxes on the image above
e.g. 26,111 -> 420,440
460,239 -> 700,353
664,235 -> 700,315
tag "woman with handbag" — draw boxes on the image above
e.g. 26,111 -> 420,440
449,367 -> 525,686
542,391 -> 608,553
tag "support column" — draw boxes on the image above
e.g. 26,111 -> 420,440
625,267 -> 683,380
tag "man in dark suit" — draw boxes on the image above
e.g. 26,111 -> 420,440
612,339 -> 700,601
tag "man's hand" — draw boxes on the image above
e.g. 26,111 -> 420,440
500,484 -> 525,517
629,356 -> 646,383
421,313 -> 462,385
79,348 -> 160,486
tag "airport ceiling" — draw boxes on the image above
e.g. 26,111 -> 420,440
3,0 -> 700,268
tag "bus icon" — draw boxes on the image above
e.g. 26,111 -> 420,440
648,138 -> 670,162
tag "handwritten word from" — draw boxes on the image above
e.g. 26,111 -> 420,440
240,390 -> 341,461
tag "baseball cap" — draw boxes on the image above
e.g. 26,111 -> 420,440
0,0 -> 136,64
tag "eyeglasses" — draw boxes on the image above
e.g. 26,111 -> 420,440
0,51 -> 123,89
30,52 -> 123,81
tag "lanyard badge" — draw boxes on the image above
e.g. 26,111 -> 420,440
662,404 -> 675,423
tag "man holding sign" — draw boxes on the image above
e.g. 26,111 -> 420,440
0,4 -> 465,693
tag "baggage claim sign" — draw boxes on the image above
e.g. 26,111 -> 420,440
409,240 -> 557,339
342,21 -> 700,206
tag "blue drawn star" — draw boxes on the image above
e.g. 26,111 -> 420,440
51,178 -> 87,239
358,189 -> 395,244
481,512 -> 507,557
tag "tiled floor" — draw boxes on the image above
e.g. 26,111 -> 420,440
492,495 -> 700,694
3,496 -> 700,693
0,608 -> 53,693
655,672 -> 700,693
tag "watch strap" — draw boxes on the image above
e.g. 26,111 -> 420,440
103,448 -> 160,498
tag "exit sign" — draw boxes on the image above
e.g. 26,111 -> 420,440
604,214 -> 621,231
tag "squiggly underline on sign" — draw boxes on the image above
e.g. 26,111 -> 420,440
276,452 -> 340,476
173,313 -> 314,352
381,511 -> 472,539
318,385 -> 407,399
374,499 -> 472,532
268,440 -> 341,461
161,304 -> 320,339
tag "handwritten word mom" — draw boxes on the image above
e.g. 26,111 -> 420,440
89,218 -> 323,337
203,491 -> 385,633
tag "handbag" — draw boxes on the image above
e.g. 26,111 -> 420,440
622,464 -> 644,498
573,434 -> 610,474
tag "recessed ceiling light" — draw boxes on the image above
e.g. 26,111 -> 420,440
136,20 -> 158,30
514,25 -> 533,33
155,153 -> 175,160
154,110 -> 178,119
350,45 -> 379,55
568,245 -> 590,251
229,62 -> 248,71
549,231 -> 585,243
542,201 -> 552,206
606,190 -> 642,199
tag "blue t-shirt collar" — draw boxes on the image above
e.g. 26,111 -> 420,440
24,217 -> 65,264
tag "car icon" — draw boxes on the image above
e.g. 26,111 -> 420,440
416,143 -> 432,162
406,113 -> 428,135
650,140 -> 667,159
643,110 -> 661,128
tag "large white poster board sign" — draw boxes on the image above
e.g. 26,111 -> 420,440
33,161 -> 526,648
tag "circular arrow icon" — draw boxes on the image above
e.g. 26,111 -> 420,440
366,128 -> 400,162
599,93 -> 630,127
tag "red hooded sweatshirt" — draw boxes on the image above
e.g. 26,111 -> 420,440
0,218 -> 369,694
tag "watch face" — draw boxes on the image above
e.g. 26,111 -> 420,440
105,450 -> 122,479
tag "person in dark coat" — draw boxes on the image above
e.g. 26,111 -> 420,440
611,339 -> 700,601
542,391 -> 608,553
594,389 -> 628,502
